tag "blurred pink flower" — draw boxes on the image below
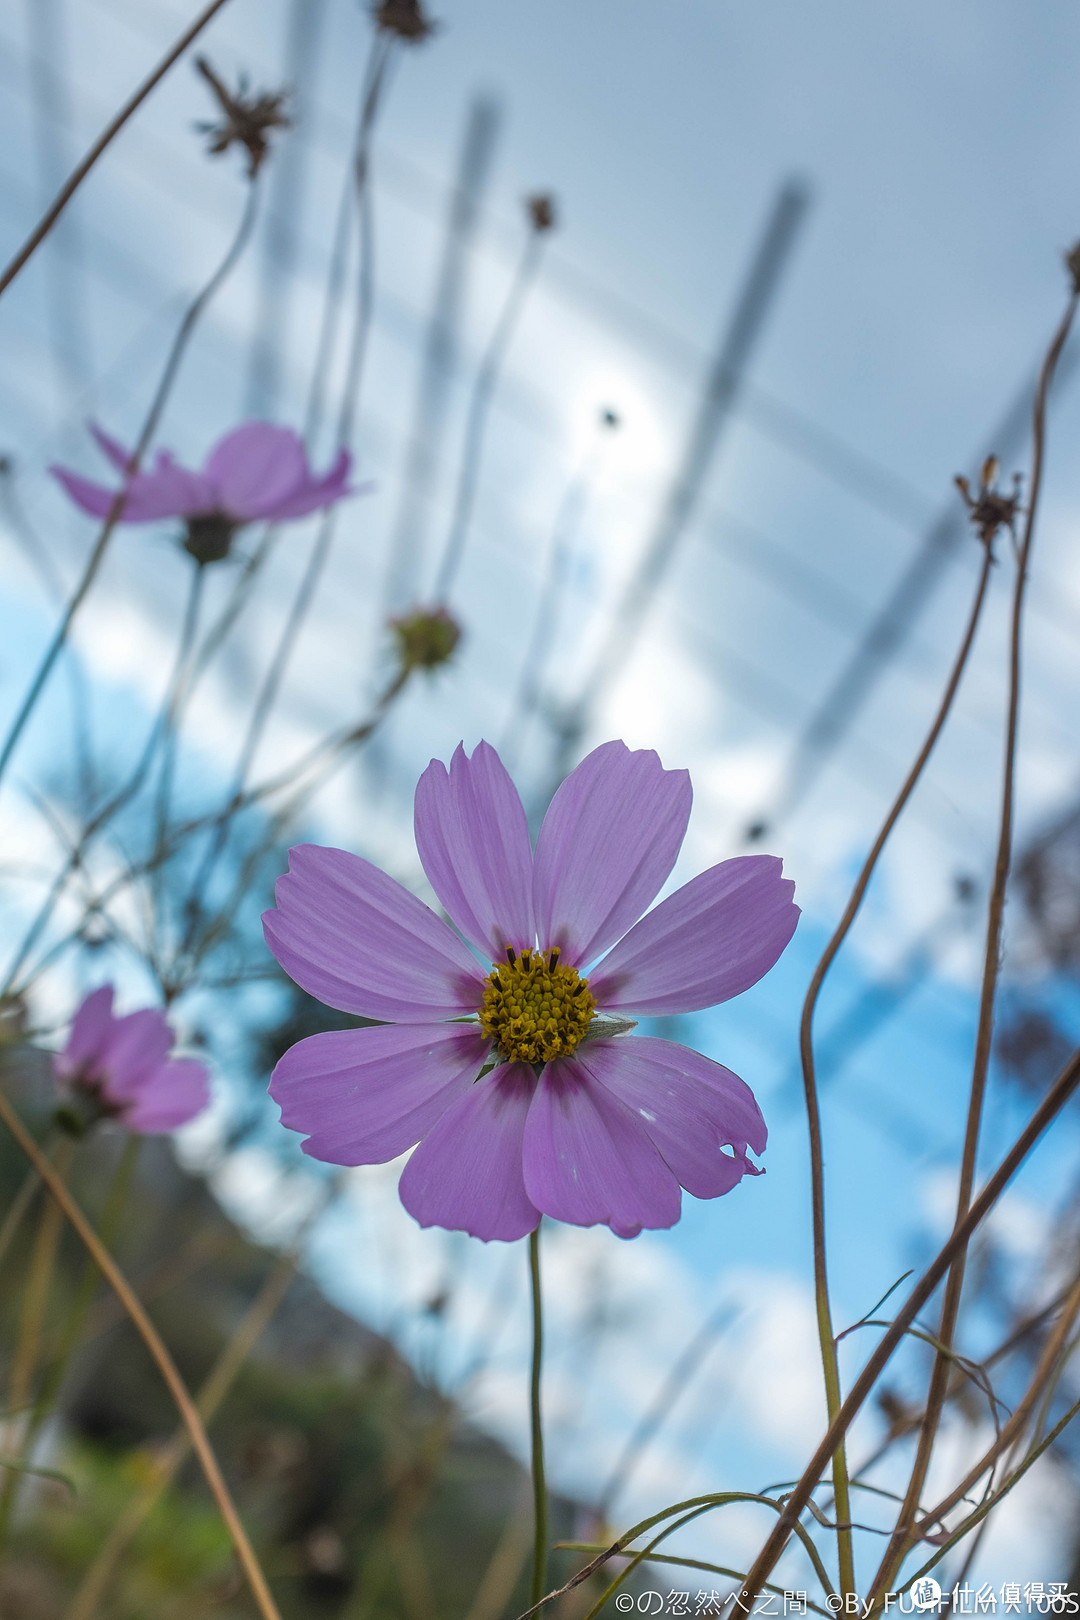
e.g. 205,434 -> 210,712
51,422 -> 354,562
263,741 -> 799,1242
54,985 -> 210,1134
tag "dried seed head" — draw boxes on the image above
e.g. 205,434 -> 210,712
955,456 -> 1022,549
525,192 -> 557,233
389,606 -> 462,672
373,0 -> 435,42
195,56 -> 291,179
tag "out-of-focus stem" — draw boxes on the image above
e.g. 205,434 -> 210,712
528,1226 -> 548,1608
798,544 -> 993,1594
0,0 -> 235,299
870,289 -> 1079,1605
0,179 -> 260,797
0,1091 -> 283,1620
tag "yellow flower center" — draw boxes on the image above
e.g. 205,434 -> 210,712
479,947 -> 596,1065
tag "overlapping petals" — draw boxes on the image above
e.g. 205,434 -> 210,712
54,986 -> 210,1135
51,420 -> 354,527
264,740 -> 799,1241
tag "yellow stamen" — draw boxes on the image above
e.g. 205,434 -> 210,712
479,947 -> 596,1065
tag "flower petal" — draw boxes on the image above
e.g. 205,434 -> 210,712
575,1037 -> 765,1198
89,421 -> 135,473
204,423 -> 309,520
100,1009 -> 173,1098
532,741 -> 691,967
123,1059 -> 210,1133
54,985 -> 115,1082
269,1023 -> 491,1165
589,855 -> 799,1016
263,449 -> 356,519
50,452 -> 213,522
522,1057 -> 682,1238
398,1063 -> 540,1241
263,844 -> 485,1022
414,741 -> 535,960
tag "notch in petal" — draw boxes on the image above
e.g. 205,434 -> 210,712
414,741 -> 534,960
533,741 -> 691,967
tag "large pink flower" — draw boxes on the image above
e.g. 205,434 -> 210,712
263,742 -> 799,1241
51,422 -> 354,562
54,986 -> 210,1135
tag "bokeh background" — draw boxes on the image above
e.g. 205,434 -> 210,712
3,0 -> 1080,1609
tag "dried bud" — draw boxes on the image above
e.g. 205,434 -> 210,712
390,607 -> 462,672
1066,238 -> 1080,295
526,193 -> 557,234
955,456 -> 1022,549
373,0 -> 435,42
195,57 -> 291,179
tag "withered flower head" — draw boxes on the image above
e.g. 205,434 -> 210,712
954,454 -> 1022,549
526,193 -> 557,234
373,0 -> 435,42
195,56 -> 291,179
389,606 -> 462,673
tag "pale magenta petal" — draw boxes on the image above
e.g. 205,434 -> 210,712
264,449 -> 355,519
532,741 -> 691,967
51,453 -> 213,523
54,985 -> 115,1082
398,1064 -> 540,1241
204,423 -> 308,519
574,1037 -> 765,1198
89,421 -> 134,473
263,844 -> 485,1022
100,1009 -> 173,1097
269,1023 -> 491,1165
522,1058 -> 682,1238
589,855 -> 798,1016
414,741 -> 535,959
123,1059 -> 210,1133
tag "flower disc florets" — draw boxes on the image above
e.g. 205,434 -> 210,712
479,947 -> 596,1065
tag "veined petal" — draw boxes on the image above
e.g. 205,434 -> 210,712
414,741 -> 534,959
205,423 -> 308,519
123,1059 -> 210,1133
264,449 -> 356,519
532,741 -> 691,968
399,1063 -> 539,1242
263,844 -> 485,1022
54,985 -> 115,1081
575,1036 -> 765,1198
269,1023 -> 491,1165
589,855 -> 799,1016
523,1057 -> 682,1238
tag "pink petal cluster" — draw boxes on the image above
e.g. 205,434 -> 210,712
54,986 -> 210,1134
263,741 -> 799,1242
51,422 -> 353,527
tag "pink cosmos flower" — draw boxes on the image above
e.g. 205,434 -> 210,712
51,421 -> 354,563
263,741 -> 799,1242
54,985 -> 210,1134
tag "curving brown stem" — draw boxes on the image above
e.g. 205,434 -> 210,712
0,1091 -> 283,1620
868,287 -> 1079,1605
798,541 -> 994,1593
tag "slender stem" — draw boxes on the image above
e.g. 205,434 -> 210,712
737,1041 -> 1080,1609
432,226 -> 548,605
0,1091 -> 282,1620
0,0 -> 235,299
0,1164 -> 42,1277
796,545 -> 993,1593
150,562 -> 206,892
528,1225 -> 548,1608
0,179 -> 260,797
870,290 -> 1079,1604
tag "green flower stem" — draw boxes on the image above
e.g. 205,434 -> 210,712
529,1224 -> 548,1608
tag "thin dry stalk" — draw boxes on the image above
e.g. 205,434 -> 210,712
0,1091 -> 283,1620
